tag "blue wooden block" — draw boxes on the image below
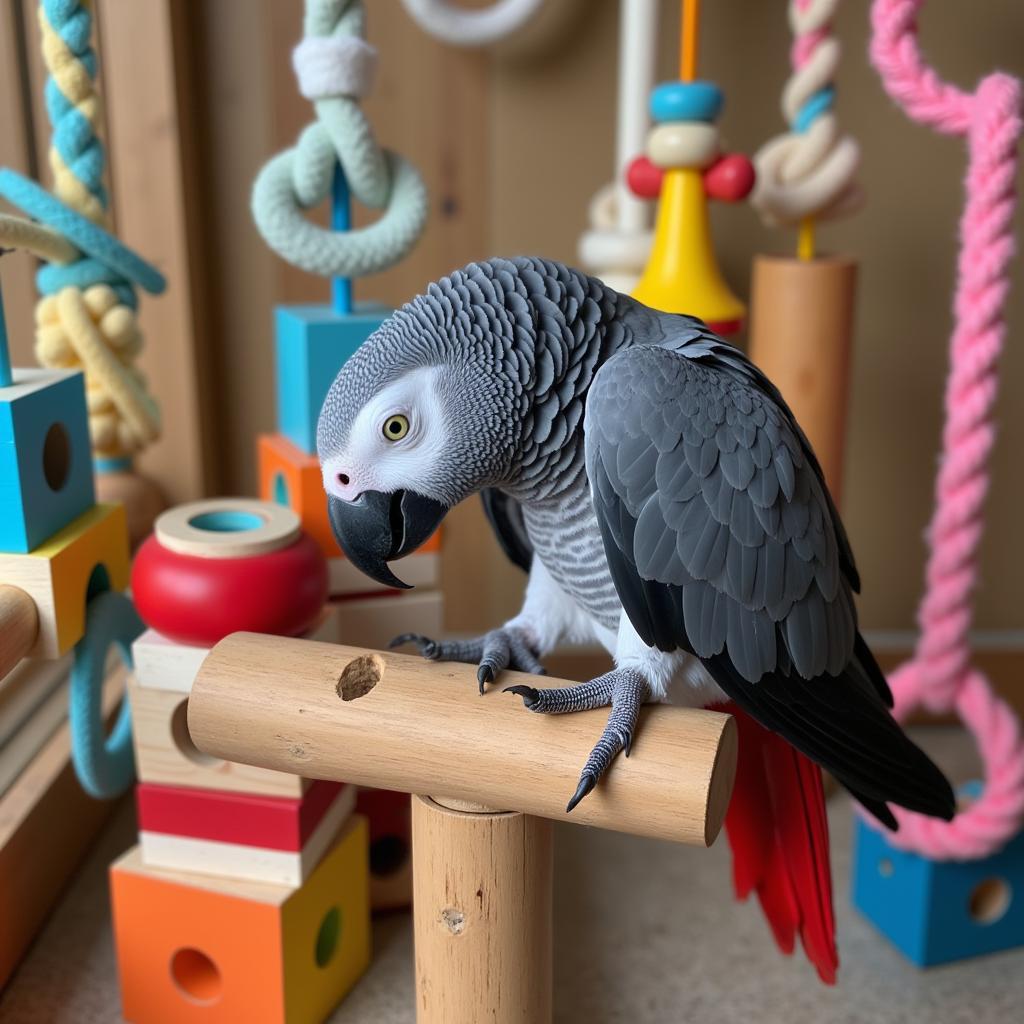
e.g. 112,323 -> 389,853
0,367 -> 95,553
852,802 -> 1024,966
275,304 -> 390,454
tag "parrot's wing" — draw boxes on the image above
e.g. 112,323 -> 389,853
480,489 -> 533,572
584,342 -> 955,823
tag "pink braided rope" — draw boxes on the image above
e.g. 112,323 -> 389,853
864,0 -> 1024,859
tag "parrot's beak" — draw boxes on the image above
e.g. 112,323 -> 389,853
327,490 -> 448,589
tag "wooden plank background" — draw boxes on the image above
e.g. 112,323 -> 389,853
1,0 -> 1022,643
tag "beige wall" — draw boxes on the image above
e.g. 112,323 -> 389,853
3,0 -> 1021,637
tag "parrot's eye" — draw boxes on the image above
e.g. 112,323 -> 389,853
383,414 -> 410,441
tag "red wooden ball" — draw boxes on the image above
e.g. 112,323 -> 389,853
131,532 -> 328,646
703,153 -> 756,202
626,155 -> 663,199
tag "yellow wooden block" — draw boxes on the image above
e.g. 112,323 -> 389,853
128,676 -> 310,798
111,815 -> 371,1024
0,504 -> 130,659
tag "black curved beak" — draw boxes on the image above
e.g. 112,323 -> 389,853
327,490 -> 448,589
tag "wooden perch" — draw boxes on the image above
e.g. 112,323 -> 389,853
189,632 -> 737,846
189,631 -> 738,1024
0,585 -> 39,682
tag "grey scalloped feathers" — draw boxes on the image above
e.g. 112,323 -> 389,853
317,256 -> 957,983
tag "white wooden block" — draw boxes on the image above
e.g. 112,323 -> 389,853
328,551 -> 440,595
132,606 -> 341,694
139,783 -> 356,886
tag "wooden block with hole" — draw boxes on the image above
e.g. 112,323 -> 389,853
128,675 -> 309,797
111,814 -> 370,1024
258,433 -> 442,594
137,780 -> 356,886
0,504 -> 130,659
1,367 -> 95,554
852,787 -> 1024,965
356,787 -> 413,911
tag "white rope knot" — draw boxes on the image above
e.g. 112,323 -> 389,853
292,35 -> 378,101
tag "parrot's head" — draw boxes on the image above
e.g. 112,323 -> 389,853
316,296 -> 520,589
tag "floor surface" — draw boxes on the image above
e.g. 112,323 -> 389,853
1,728 -> 1020,1024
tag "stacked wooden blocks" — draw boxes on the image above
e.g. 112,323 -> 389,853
111,498 -> 371,1023
257,302 -> 443,599
1,295 -> 134,985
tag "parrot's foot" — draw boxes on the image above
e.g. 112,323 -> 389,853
389,626 -> 546,694
504,668 -> 651,812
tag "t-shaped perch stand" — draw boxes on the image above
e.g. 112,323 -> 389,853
189,633 -> 738,1024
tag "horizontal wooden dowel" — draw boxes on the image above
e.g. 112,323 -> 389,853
189,633 -> 737,846
0,586 -> 39,682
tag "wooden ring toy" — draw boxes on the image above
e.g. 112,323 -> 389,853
647,122 -> 719,170
155,498 -> 301,559
650,80 -> 724,124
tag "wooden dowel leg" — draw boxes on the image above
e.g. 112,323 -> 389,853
412,795 -> 553,1024
0,585 -> 39,681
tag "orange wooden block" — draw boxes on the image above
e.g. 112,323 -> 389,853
110,815 -> 370,1024
258,434 -> 442,589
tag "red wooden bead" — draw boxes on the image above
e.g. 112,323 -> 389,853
131,532 -> 328,645
626,155 -> 663,199
704,153 -> 756,202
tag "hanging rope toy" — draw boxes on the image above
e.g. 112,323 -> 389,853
252,0 -> 428,285
752,0 -> 863,260
861,0 -> 1024,860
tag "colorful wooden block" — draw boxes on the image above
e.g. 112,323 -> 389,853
275,304 -> 389,454
334,591 -> 444,652
0,504 -> 130,659
111,815 -> 371,1024
852,808 -> 1024,966
137,780 -> 356,886
132,608 -> 339,695
0,367 -> 95,553
356,787 -> 412,912
259,432 -> 442,593
128,676 -> 308,798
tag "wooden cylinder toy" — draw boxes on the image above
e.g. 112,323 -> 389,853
748,255 -> 858,502
189,633 -> 737,847
412,796 -> 552,1024
0,585 -> 38,680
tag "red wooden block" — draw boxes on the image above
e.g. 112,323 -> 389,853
136,780 -> 346,852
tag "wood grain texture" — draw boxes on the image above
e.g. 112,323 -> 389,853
188,633 -> 738,846
412,797 -> 552,1024
0,585 -> 39,681
748,255 -> 857,503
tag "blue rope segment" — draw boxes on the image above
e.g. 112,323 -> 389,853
93,455 -> 133,474
331,163 -> 353,315
795,86 -> 835,134
69,588 -> 144,800
0,168 -> 166,300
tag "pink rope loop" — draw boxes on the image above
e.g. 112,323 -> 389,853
860,663 -> 1024,861
867,0 -> 1024,858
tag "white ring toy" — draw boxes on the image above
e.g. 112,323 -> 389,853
647,122 -> 719,171
155,499 -> 301,560
400,0 -> 545,47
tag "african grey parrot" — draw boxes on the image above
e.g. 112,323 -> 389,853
317,257 -> 955,977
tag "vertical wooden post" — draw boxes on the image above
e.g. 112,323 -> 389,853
412,796 -> 553,1024
748,255 -> 858,502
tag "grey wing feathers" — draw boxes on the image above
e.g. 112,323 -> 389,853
585,342 -> 855,683
480,488 -> 533,573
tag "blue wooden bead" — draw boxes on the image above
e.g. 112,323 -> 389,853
275,304 -> 390,455
852,808 -> 1024,966
1,368 -> 95,553
650,81 -> 724,124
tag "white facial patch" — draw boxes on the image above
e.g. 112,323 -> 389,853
321,366 -> 448,499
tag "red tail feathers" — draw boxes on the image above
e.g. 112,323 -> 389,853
721,703 -> 838,984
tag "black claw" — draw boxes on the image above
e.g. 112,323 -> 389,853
388,633 -> 418,650
503,683 -> 540,709
623,731 -> 633,758
566,773 -> 596,813
477,664 -> 494,693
